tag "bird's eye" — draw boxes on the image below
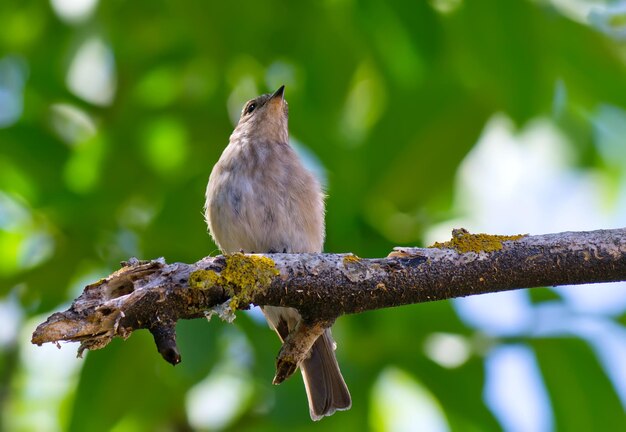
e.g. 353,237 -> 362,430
246,103 -> 257,114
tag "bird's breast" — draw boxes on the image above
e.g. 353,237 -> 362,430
205,142 -> 325,254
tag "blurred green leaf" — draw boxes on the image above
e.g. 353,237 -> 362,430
69,333 -> 189,432
141,117 -> 188,175
532,337 -> 626,431
63,134 -> 106,194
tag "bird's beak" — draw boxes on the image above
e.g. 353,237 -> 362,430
271,85 -> 285,101
267,85 -> 286,114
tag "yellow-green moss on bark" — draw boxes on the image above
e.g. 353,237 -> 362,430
343,254 -> 361,265
430,228 -> 527,253
189,253 -> 279,310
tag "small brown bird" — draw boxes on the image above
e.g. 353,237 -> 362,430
204,85 -> 351,420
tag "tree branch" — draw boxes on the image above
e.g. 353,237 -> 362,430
32,228 -> 626,376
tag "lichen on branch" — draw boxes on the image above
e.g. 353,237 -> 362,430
190,253 -> 280,310
429,228 -> 527,253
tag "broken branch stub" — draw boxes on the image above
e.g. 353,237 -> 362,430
31,256 -> 232,364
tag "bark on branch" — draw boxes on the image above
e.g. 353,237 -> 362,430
32,228 -> 626,373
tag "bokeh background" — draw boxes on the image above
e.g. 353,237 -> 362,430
1,0 -> 626,430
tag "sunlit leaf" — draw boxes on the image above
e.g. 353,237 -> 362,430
140,117 -> 188,175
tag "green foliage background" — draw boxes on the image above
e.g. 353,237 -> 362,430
1,0 -> 626,430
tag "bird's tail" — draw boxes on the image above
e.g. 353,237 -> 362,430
300,329 -> 352,421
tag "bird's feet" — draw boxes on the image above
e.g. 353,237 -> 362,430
272,320 -> 328,384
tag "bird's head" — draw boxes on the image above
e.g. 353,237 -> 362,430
234,85 -> 289,144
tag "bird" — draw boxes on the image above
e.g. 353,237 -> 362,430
204,85 -> 351,420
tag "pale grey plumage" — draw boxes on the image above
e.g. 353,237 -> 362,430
204,86 -> 351,420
